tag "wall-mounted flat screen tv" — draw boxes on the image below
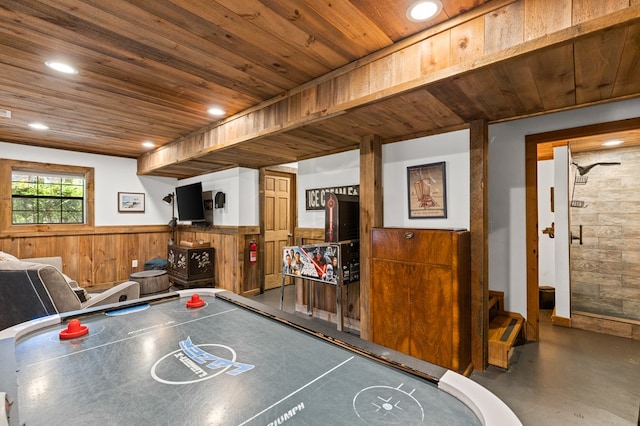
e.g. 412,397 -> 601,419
175,182 -> 206,223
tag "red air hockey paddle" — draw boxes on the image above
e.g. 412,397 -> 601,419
186,294 -> 205,308
59,319 -> 89,339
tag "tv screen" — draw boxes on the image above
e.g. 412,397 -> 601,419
175,182 -> 205,222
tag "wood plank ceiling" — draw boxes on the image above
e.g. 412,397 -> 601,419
1,0 -> 639,178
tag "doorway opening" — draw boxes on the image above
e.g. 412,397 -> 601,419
526,117 -> 640,341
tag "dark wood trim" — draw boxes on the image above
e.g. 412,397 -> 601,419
264,165 -> 298,175
469,119 -> 489,370
178,225 -> 261,235
525,133 -> 540,341
551,313 -> 572,328
359,134 -> 383,341
526,117 -> 640,144
259,167 -> 266,294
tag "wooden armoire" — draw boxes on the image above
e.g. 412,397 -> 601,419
370,228 -> 472,374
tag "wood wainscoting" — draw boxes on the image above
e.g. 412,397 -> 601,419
176,225 -> 260,296
0,225 -> 168,290
1,224 -> 261,296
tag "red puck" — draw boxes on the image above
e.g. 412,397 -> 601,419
186,293 -> 205,308
59,319 -> 89,339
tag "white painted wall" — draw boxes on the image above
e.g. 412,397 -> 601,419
0,143 -> 259,228
537,160 -> 555,286
178,167 -> 259,226
539,149 -> 573,319
297,131 -> 471,230
382,130 -> 470,229
553,147 -> 571,319
0,142 -> 176,226
298,150 -> 360,228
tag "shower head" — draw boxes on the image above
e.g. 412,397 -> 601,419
571,161 -> 621,176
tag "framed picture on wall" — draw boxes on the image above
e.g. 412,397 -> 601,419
407,161 -> 447,219
118,192 -> 145,213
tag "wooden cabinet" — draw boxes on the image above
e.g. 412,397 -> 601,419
167,246 -> 215,288
370,228 -> 471,374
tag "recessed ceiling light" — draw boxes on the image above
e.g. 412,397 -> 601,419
207,107 -> 225,116
45,61 -> 78,75
28,122 -> 49,130
407,0 -> 443,22
142,141 -> 155,148
602,139 -> 623,146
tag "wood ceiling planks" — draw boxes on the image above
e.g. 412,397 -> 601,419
0,0 -> 504,162
1,1 -> 639,177
612,23 -> 640,98
574,26 -> 627,104
139,3 -> 640,176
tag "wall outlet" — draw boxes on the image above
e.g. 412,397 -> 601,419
132,259 -> 138,268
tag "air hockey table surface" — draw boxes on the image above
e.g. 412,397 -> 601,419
0,289 -> 521,426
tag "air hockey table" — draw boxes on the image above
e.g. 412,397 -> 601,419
0,289 -> 521,426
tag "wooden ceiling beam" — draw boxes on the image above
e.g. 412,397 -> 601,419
138,2 -> 640,176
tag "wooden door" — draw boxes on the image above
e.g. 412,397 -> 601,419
264,172 -> 293,290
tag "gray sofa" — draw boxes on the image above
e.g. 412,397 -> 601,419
0,255 -> 139,331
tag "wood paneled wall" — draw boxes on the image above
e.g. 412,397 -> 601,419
1,225 -> 261,296
177,226 -> 260,295
0,226 -> 167,289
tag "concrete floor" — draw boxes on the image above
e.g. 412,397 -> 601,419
251,286 -> 640,426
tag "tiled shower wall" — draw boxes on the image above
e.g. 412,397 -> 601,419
570,146 -> 640,321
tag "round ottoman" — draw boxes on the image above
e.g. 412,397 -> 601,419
129,270 -> 170,296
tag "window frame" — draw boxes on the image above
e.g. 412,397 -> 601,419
1,159 -> 95,236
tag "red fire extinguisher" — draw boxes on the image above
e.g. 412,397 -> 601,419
249,240 -> 257,264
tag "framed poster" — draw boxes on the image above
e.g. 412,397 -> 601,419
407,162 -> 447,219
118,192 -> 145,213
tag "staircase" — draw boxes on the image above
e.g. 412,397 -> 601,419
488,291 -> 524,369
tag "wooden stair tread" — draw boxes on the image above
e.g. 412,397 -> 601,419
488,314 -> 524,369
489,315 -> 522,344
